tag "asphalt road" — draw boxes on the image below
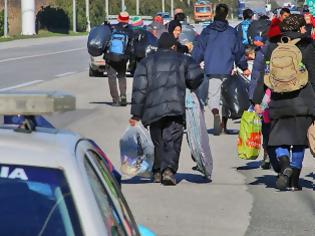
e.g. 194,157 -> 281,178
1,36 -> 315,236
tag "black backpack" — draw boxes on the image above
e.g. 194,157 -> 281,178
247,19 -> 271,44
87,24 -> 111,57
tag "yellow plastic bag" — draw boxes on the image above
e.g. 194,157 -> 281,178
237,111 -> 262,160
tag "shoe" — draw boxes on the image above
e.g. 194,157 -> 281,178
276,156 -> 292,190
213,114 -> 222,136
120,95 -> 127,106
162,169 -> 176,186
152,172 -> 161,183
260,160 -> 271,170
112,99 -> 120,107
289,168 -> 302,191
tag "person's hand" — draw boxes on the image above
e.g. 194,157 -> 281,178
129,118 -> 138,127
243,69 -> 251,77
254,104 -> 263,115
185,42 -> 193,53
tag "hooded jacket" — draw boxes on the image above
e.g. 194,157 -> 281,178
192,20 -> 247,77
131,49 -> 203,125
267,17 -> 282,39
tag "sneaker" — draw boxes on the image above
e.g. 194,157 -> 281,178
260,160 -> 271,170
162,169 -> 176,186
213,114 -> 222,136
152,172 -> 161,183
112,99 -> 120,107
120,96 -> 127,106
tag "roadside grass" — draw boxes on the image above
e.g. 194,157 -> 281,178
0,30 -> 87,42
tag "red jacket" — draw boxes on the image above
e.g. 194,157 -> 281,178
267,17 -> 282,39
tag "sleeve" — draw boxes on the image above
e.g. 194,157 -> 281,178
130,61 -> 148,119
185,56 -> 204,90
191,29 -> 207,63
249,48 -> 266,100
233,30 -> 248,70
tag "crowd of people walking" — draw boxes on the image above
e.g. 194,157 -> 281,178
90,4 -> 315,189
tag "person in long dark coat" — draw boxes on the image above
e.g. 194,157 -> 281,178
252,14 -> 315,191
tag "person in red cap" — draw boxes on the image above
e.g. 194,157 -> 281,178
105,11 -> 133,106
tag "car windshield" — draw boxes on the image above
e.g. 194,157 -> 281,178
196,6 -> 211,13
0,164 -> 83,236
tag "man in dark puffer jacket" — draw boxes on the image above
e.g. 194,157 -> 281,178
129,32 -> 203,185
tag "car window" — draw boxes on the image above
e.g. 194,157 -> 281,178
86,150 -> 139,236
84,156 -> 128,236
0,164 -> 83,236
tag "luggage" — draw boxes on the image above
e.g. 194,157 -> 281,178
185,89 -> 213,178
119,123 -> 154,178
264,38 -> 308,93
133,30 -> 157,59
221,74 -> 250,120
108,29 -> 129,62
87,24 -> 111,57
237,110 -> 262,160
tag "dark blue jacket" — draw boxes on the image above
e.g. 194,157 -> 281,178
248,44 -> 268,100
192,20 -> 247,77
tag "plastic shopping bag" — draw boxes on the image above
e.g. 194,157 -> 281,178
237,110 -> 262,160
119,123 -> 154,178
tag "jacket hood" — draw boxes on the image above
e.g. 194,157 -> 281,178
208,20 -> 229,32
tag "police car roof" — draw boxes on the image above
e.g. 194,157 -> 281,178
0,127 -> 81,169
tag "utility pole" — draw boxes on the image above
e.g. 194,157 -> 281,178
105,0 -> 109,18
162,0 -> 165,12
73,0 -> 76,32
171,0 -> 174,18
136,0 -> 140,15
85,0 -> 90,32
121,0 -> 125,11
4,0 -> 8,37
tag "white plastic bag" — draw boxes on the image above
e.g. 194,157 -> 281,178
119,123 -> 154,178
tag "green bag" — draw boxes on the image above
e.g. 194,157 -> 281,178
237,111 -> 262,160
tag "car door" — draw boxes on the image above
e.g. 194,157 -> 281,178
76,139 -> 140,236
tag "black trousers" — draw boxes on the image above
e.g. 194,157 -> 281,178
149,116 -> 184,174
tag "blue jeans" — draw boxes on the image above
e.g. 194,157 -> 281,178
275,146 -> 305,169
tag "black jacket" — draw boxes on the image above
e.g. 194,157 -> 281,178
131,49 -> 203,125
252,32 -> 315,146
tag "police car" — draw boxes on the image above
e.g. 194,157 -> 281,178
0,91 -> 154,236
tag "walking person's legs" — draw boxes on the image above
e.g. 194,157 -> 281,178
117,61 -> 127,106
275,146 -> 293,190
107,64 -> 120,106
150,121 -> 163,183
159,117 -> 184,185
208,77 -> 223,135
289,146 -> 305,191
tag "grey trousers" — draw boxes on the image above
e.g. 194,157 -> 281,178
208,77 -> 228,117
106,62 -> 127,102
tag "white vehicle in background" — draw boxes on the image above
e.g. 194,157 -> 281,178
0,91 -> 154,236
89,54 -> 106,77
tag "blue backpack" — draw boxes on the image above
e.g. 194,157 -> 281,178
108,30 -> 129,62
236,20 -> 251,46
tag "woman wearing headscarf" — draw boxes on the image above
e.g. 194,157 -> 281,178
253,14 -> 315,191
168,20 -> 192,54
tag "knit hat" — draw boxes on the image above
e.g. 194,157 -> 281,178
131,16 -> 144,28
117,11 -> 129,23
168,20 -> 182,34
280,14 -> 306,32
153,15 -> 164,24
158,32 -> 176,49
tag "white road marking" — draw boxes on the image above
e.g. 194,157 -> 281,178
0,47 -> 85,63
0,80 -> 44,91
55,71 -> 76,77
